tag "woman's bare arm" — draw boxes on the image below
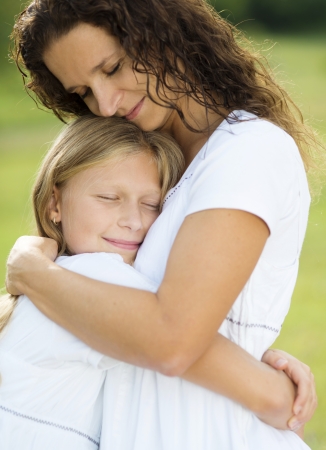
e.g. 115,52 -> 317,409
6,209 -> 317,428
183,335 -> 316,431
7,209 -> 269,371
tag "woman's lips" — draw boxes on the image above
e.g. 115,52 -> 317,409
125,97 -> 145,120
103,238 -> 141,251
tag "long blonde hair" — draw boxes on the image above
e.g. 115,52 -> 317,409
0,115 -> 184,333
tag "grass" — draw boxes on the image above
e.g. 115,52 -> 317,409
0,35 -> 326,449
263,35 -> 326,450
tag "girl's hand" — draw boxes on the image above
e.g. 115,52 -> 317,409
6,236 -> 58,296
262,348 -> 317,431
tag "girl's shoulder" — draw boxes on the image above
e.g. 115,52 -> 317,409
55,253 -> 158,292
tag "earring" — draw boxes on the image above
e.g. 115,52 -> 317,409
52,217 -> 58,226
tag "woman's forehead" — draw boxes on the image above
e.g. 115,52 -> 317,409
44,23 -> 122,91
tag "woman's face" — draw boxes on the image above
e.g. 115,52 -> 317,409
51,152 -> 161,264
43,23 -> 178,132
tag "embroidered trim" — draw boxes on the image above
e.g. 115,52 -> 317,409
163,173 -> 194,205
226,316 -> 280,334
0,404 -> 99,447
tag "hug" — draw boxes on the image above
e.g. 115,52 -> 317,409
1,0 -> 320,448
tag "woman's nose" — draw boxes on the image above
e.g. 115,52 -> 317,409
94,82 -> 123,117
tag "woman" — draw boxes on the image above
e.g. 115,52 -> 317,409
7,0 -> 319,448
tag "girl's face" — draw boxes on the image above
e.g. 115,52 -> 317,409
51,152 -> 161,265
43,23 -> 178,133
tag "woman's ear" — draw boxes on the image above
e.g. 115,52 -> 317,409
48,185 -> 62,224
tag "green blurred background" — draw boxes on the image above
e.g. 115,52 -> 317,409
0,1 -> 325,448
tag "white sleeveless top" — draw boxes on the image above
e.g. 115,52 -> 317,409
0,253 -> 156,450
100,111 -> 311,450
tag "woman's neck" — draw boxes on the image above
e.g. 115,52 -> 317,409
162,97 -> 227,168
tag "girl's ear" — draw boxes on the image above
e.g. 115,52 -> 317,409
48,185 -> 62,224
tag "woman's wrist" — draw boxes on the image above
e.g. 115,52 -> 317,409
262,348 -> 317,428
253,368 -> 296,429
6,236 -> 58,296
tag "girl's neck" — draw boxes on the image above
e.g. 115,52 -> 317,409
162,97 -> 227,168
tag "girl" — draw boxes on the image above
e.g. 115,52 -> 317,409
7,0 -> 320,448
0,114 -> 184,449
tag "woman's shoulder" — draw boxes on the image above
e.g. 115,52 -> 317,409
205,110 -> 300,163
186,110 -> 310,235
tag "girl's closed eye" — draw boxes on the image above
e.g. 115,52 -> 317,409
97,195 -> 119,201
143,202 -> 160,211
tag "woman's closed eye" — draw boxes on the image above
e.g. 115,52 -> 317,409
79,62 -> 122,100
105,62 -> 121,78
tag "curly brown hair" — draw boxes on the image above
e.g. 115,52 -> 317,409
11,0 -> 324,183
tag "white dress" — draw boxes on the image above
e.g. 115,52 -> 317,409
0,253 -> 157,450
100,111 -> 311,450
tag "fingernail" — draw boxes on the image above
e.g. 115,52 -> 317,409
289,421 -> 301,431
275,358 -> 288,368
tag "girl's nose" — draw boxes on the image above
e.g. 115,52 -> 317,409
118,204 -> 143,232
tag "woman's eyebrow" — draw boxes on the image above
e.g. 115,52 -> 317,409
90,56 -> 115,75
66,55 -> 117,93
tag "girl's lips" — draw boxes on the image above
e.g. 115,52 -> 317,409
103,238 -> 141,251
125,97 -> 145,120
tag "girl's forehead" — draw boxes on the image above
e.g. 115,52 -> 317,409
64,153 -> 161,193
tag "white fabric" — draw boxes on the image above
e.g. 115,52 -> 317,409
0,253 -> 157,450
100,111 -> 311,450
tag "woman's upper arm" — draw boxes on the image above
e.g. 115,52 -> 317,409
156,207 -> 269,372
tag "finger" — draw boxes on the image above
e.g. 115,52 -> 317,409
288,416 -> 302,431
261,349 -> 289,370
5,269 -> 22,296
268,349 -> 318,425
286,367 -> 317,423
5,281 -> 22,296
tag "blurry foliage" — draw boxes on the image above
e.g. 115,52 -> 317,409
1,0 -> 326,66
249,0 -> 326,33
210,0 -> 326,33
0,0 -> 26,71
0,0 -> 325,66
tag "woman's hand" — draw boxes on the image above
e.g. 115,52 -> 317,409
262,348 -> 317,431
6,236 -> 58,296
